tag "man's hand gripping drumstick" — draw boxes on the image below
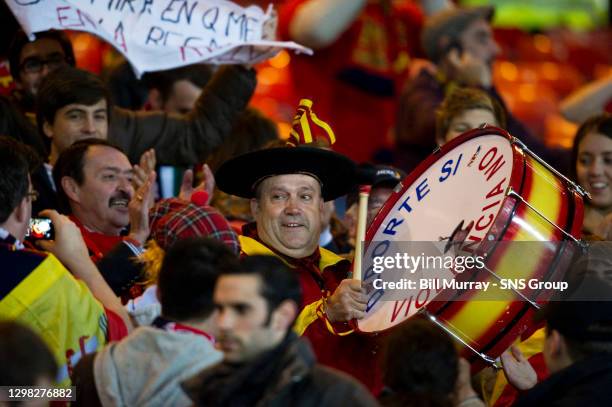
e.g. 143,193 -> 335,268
325,185 -> 370,323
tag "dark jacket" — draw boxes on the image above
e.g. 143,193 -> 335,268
182,334 -> 379,407
13,65 -> 255,167
513,353 -> 612,407
109,65 -> 256,166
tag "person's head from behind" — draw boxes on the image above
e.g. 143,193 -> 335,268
436,87 -> 506,145
383,318 -> 459,407
53,138 -> 133,236
0,321 -> 57,390
214,255 -> 302,363
422,7 -> 500,70
571,113 -> 612,212
9,29 -> 75,98
37,66 -> 111,163
144,64 -> 213,114
0,137 -> 41,241
540,284 -> 612,374
157,237 -> 239,334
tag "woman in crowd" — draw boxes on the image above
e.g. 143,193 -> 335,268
435,87 -> 506,146
572,113 -> 612,239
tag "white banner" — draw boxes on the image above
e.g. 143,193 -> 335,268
6,0 -> 312,76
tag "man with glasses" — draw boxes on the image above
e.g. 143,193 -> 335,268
9,30 -> 74,117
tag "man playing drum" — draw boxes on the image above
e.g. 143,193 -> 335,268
215,100 -> 384,392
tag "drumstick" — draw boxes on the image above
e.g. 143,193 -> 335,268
353,185 -> 371,281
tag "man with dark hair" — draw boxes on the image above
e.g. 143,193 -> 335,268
141,64 -> 214,198
0,136 -> 131,387
37,67 -> 112,164
8,30 -> 75,115
183,255 -> 377,407
73,237 -> 237,407
52,138 -> 153,296
0,321 -> 58,389
380,318 -> 484,407
511,280 -> 612,406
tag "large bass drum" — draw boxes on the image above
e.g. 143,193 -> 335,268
357,127 -> 586,369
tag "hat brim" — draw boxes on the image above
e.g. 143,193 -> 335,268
215,147 -> 356,201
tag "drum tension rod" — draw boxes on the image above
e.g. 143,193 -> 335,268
421,310 -> 501,368
510,138 -> 590,199
479,263 -> 541,310
506,188 -> 585,246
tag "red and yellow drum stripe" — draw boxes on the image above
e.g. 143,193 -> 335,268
433,150 -> 582,367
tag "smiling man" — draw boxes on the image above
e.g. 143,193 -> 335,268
52,139 -> 153,299
253,173 -> 323,259
214,100 -> 385,392
38,68 -> 111,165
53,139 -> 150,254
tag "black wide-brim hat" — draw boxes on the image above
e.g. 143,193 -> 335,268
215,146 -> 357,201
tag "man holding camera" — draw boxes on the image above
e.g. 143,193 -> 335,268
0,136 -> 131,386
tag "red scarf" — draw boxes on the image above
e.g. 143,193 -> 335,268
69,215 -> 124,262
152,316 -> 215,344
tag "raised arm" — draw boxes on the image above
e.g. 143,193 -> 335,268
110,65 -> 256,166
560,74 -> 612,124
285,0 -> 367,49
418,0 -> 454,16
37,210 -> 133,332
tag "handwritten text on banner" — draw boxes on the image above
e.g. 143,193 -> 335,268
7,0 -> 312,75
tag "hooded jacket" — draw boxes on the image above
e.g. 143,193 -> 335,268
82,324 -> 221,407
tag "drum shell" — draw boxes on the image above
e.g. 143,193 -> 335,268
358,127 -> 584,370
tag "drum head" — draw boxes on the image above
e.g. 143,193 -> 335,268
358,128 -> 520,333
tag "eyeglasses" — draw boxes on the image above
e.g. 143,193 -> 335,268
20,53 -> 67,75
26,190 -> 39,202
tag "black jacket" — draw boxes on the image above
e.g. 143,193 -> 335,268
109,65 -> 256,166
513,353 -> 612,407
182,334 -> 379,407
